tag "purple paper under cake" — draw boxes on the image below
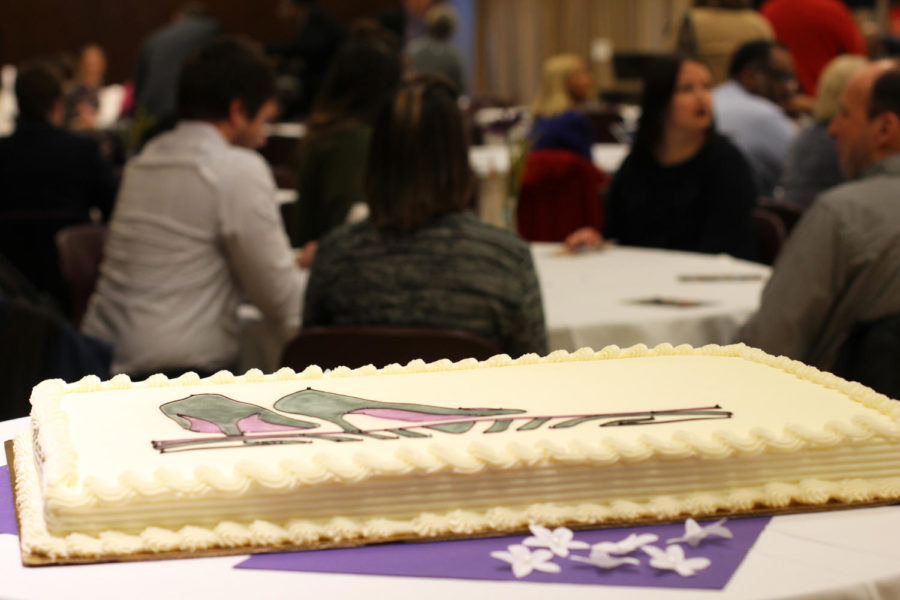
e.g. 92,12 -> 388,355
1,465 -> 17,535
235,517 -> 770,590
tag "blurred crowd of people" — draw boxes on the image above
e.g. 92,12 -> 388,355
1,0 -> 899,412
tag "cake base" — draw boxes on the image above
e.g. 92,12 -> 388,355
7,440 -> 897,567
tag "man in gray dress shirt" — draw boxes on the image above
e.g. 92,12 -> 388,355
739,61 -> 900,371
83,38 -> 306,377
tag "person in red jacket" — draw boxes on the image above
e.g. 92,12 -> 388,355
760,0 -> 865,96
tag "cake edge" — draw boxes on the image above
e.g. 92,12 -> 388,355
16,342 -> 900,559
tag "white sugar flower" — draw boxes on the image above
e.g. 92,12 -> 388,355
666,518 -> 733,547
591,532 -> 659,555
490,544 -> 562,578
643,544 -> 711,577
571,547 -> 640,570
523,524 -> 589,557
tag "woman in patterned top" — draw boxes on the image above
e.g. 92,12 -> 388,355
302,75 -> 548,357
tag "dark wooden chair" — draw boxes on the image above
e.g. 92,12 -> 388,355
758,198 -> 805,236
0,210 -> 85,314
55,223 -> 107,325
832,313 -> 900,401
280,326 -> 502,372
751,207 -> 787,266
584,109 -> 625,144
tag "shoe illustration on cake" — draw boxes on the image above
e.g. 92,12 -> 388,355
273,387 -> 526,433
160,394 -> 319,436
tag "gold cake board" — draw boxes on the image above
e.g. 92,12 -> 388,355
6,440 -> 899,567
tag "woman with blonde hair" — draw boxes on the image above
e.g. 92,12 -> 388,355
528,53 -> 593,157
778,54 -> 868,208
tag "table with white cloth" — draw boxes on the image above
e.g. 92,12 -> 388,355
2,415 -> 899,600
532,244 -> 771,353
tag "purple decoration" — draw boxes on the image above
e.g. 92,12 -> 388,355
236,415 -> 301,433
183,416 -> 221,434
235,517 -> 770,590
353,409 -> 463,422
1,465 -> 17,535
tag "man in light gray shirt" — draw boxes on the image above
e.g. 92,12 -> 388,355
739,61 -> 900,371
713,40 -> 796,198
83,38 -> 305,377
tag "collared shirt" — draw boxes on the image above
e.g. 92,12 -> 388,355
739,154 -> 900,371
83,121 -> 305,375
713,80 -> 796,198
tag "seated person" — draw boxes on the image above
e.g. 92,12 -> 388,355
82,38 -> 306,378
293,23 -> 402,247
303,76 -> 548,358
713,40 -> 797,197
778,54 -> 867,209
568,55 -> 757,261
528,54 -> 593,158
0,62 -> 118,309
673,0 -> 774,87
0,61 -> 117,220
63,44 -> 106,130
407,4 -> 465,92
739,62 -> 900,372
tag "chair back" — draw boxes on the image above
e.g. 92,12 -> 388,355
55,223 -> 108,325
281,326 -> 501,372
751,207 -> 787,266
758,197 -> 805,236
516,149 -> 608,242
0,210 -> 84,312
833,313 -> 900,400
584,109 -> 625,144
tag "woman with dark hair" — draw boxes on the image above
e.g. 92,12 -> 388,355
302,76 -> 548,357
292,22 -> 403,247
567,55 -> 757,260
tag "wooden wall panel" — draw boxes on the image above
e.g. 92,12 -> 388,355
0,0 -> 397,83
474,0 -> 692,102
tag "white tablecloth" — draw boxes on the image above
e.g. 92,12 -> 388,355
532,244 -> 771,353
2,415 -> 898,600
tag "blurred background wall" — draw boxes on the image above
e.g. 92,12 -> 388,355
0,0 -> 891,105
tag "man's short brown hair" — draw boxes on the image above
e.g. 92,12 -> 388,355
14,62 -> 62,121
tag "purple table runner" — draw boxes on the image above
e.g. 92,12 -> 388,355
235,517 -> 770,590
1,465 -> 18,535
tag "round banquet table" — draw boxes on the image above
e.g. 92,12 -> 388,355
532,244 -> 772,353
1,415 -> 899,600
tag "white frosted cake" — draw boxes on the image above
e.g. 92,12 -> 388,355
11,343 -> 900,562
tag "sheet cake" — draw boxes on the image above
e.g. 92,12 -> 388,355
11,343 -> 900,562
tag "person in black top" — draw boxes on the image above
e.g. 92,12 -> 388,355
566,55 -> 757,261
0,62 -> 117,220
268,0 -> 345,118
0,61 -> 119,311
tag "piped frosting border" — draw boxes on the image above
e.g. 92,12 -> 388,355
15,343 -> 900,559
